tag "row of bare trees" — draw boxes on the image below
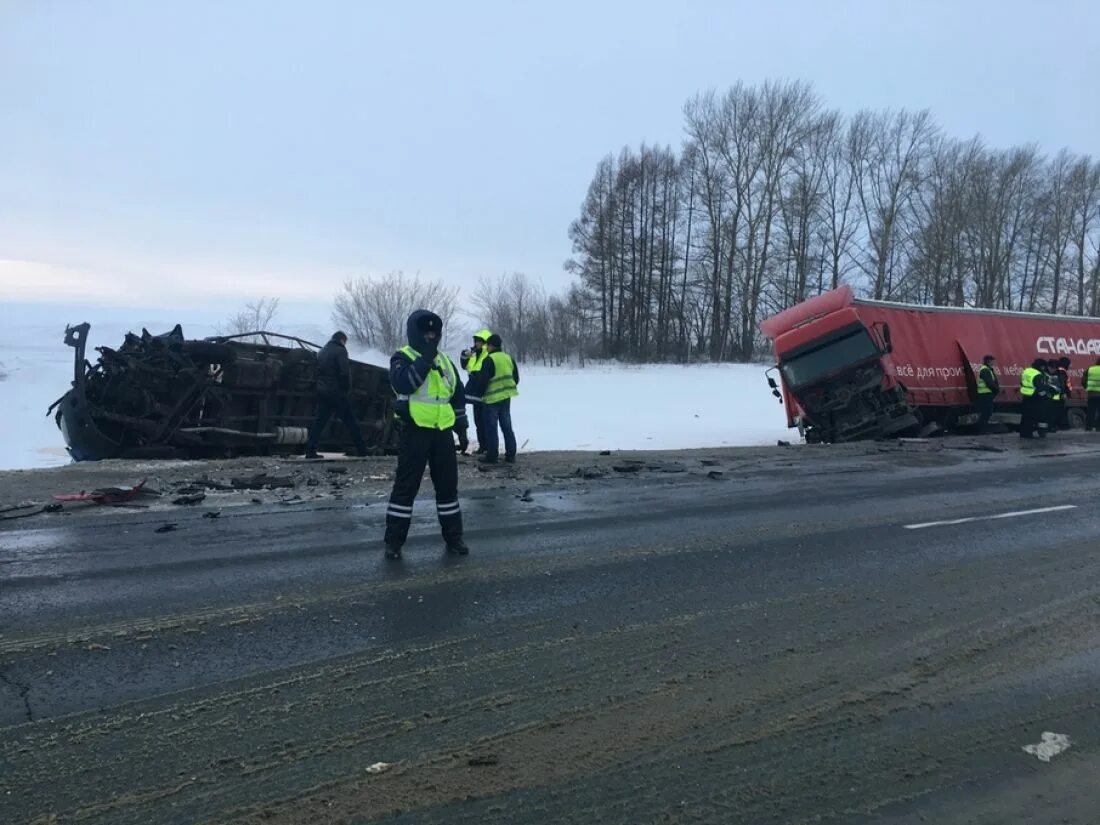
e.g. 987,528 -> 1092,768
567,80 -> 1100,361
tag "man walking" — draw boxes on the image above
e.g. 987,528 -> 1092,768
460,329 -> 492,454
1086,357 -> 1100,431
974,354 -> 999,433
466,333 -> 519,464
304,331 -> 369,458
383,309 -> 470,560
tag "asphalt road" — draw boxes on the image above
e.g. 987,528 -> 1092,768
3,438 -> 1100,824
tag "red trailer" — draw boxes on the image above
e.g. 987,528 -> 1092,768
759,285 -> 1100,442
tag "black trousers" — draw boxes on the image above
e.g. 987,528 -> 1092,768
1020,396 -> 1040,438
384,425 -> 462,546
975,395 -> 995,432
1088,395 -> 1100,431
306,392 -> 368,454
472,403 -> 487,450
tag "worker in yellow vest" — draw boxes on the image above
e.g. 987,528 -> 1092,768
1018,359 -> 1045,439
466,334 -> 519,464
1086,357 -> 1100,431
974,354 -> 999,433
460,328 -> 493,454
383,309 -> 469,560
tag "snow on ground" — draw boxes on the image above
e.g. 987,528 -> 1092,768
0,320 -> 792,470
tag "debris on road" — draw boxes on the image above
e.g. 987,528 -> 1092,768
365,762 -> 393,774
231,473 -> 295,491
52,479 -> 154,506
0,502 -> 64,521
203,511 -> 221,519
155,523 -> 179,533
1022,732 -> 1071,762
467,754 -> 500,767
172,493 -> 207,506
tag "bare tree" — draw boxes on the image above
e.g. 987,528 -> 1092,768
219,297 -> 281,338
468,273 -> 547,362
333,272 -> 460,353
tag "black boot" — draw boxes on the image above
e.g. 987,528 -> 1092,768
445,539 -> 469,555
384,543 -> 402,560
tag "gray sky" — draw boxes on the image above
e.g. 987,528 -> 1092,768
1,0 -> 1097,318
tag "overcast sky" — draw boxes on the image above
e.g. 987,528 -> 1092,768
1,0 -> 1098,322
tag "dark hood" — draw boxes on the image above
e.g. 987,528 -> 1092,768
406,309 -> 443,353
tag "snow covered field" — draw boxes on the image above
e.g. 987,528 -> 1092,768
0,318 -> 792,471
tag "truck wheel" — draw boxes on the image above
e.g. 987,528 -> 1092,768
1068,408 -> 1086,430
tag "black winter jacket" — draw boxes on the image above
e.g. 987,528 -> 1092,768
317,337 -> 351,396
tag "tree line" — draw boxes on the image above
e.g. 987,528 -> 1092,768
229,80 -> 1099,366
566,80 -> 1100,362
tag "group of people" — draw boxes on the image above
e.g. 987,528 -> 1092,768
302,310 -> 519,560
975,354 -> 1100,438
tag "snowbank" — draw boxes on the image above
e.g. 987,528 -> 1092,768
0,324 -> 791,470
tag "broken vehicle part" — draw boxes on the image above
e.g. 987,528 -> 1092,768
51,323 -> 398,461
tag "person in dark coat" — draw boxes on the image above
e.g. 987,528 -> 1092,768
1056,357 -> 1072,429
304,332 -> 369,458
383,309 -> 469,559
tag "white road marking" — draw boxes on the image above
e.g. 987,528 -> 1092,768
903,504 -> 1077,531
1023,732 -> 1071,762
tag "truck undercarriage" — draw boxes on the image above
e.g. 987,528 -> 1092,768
49,323 -> 398,461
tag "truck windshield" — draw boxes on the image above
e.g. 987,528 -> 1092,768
781,329 -> 878,388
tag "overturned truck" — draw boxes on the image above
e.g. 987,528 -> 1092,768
50,323 -> 398,461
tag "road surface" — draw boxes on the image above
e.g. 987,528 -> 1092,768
3,436 -> 1100,823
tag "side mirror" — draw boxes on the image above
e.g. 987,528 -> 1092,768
772,389 -> 782,399
881,323 -> 893,353
767,376 -> 778,390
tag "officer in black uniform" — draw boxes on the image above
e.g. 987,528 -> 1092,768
383,310 -> 470,560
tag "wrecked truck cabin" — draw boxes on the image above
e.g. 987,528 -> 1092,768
50,323 -> 398,461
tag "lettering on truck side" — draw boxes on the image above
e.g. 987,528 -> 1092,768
1036,336 -> 1100,356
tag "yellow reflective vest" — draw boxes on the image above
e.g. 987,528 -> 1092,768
397,346 -> 458,430
976,365 -> 996,395
1086,365 -> 1100,393
483,351 -> 519,404
1020,367 -> 1040,397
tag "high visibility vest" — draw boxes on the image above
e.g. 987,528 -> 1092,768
1020,367 -> 1040,397
483,351 -> 519,404
396,346 -> 457,430
468,330 -> 493,374
976,366 -> 996,395
468,348 -> 488,373
1087,366 -> 1100,393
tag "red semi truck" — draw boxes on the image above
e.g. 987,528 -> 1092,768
760,285 -> 1100,443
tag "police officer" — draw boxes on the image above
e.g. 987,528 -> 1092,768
460,329 -> 492,454
383,310 -> 469,560
1019,358 -> 1045,439
974,354 -> 999,433
304,331 -> 369,459
1044,360 -> 1063,434
1086,357 -> 1100,431
466,333 -> 519,464
1056,357 -> 1072,429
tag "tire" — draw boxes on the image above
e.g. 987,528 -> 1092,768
1068,407 -> 1086,430
182,341 -> 238,364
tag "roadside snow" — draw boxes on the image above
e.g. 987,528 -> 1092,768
0,324 -> 791,470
